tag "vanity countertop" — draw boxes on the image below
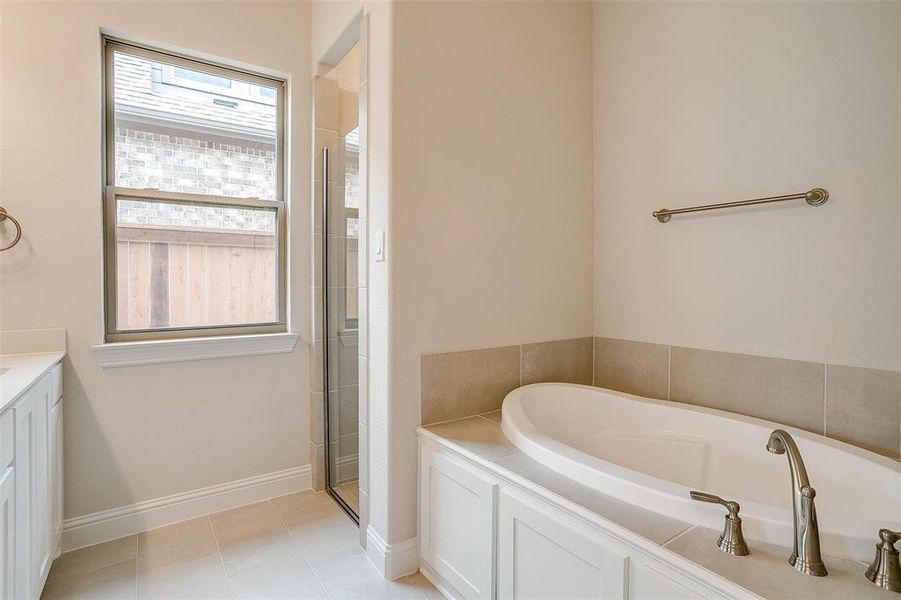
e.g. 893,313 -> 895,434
0,351 -> 65,413
419,412 -> 888,600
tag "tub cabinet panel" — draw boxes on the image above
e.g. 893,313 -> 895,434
420,445 -> 497,599
418,435 -> 754,600
498,489 -> 627,599
629,561 -> 711,599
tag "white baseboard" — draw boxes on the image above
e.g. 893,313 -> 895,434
62,465 -> 311,552
365,526 -> 420,580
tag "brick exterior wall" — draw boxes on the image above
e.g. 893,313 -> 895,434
115,125 -> 277,232
115,126 -> 277,201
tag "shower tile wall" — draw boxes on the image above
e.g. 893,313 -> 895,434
419,336 -> 900,459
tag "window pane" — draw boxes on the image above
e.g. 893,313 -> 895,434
172,66 -> 232,88
114,196 -> 278,331
112,50 -> 278,200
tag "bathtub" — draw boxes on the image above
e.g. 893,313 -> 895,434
501,383 -> 900,562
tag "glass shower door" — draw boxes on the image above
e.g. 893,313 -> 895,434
322,129 -> 360,519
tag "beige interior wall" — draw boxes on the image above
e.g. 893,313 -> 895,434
0,1 -> 312,519
388,0 -> 595,543
593,1 -> 901,372
324,45 -> 360,95
312,0 -> 363,73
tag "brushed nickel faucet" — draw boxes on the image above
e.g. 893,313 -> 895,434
689,490 -> 750,556
766,429 -> 828,577
865,529 -> 901,592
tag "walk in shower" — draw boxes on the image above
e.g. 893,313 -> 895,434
319,46 -> 361,520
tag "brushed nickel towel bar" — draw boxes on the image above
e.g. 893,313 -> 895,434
652,188 -> 829,223
0,206 -> 22,251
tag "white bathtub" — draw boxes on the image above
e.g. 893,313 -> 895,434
501,383 -> 900,562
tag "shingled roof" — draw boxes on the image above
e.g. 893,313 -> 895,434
114,52 -> 276,139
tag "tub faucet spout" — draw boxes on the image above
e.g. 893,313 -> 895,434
766,429 -> 828,577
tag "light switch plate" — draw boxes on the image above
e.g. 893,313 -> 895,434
375,230 -> 385,262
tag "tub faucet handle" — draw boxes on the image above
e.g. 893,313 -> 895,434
865,529 -> 901,592
690,490 -> 750,556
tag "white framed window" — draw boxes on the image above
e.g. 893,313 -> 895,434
102,38 -> 287,342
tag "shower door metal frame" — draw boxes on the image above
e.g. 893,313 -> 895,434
321,146 -> 360,524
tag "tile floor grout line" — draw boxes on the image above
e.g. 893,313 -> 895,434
207,513 -> 236,600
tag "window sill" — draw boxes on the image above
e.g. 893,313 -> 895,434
92,332 -> 299,368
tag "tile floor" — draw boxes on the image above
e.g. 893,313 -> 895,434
42,491 -> 440,600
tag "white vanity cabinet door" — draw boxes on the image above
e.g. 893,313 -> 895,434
420,445 -> 497,599
0,465 -> 15,600
14,374 -> 51,600
497,489 -> 628,600
34,377 -> 52,587
49,399 -> 63,558
14,383 -> 37,600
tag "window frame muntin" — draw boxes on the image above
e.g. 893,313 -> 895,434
102,38 -> 288,343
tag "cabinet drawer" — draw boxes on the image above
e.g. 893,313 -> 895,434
50,363 -> 62,406
0,410 -> 12,469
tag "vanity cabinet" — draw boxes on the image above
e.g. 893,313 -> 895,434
1,361 -> 64,600
1,444 -> 15,599
49,397 -> 63,559
419,436 -> 750,600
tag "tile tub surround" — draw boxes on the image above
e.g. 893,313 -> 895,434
670,346 -> 825,435
420,337 -> 593,425
419,417 -> 890,600
420,345 -> 521,425
825,364 -> 901,458
42,491 -> 439,600
421,336 -> 899,456
594,337 -> 901,459
521,337 -> 593,386
593,336 -> 669,399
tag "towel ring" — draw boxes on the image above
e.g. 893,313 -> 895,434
0,206 -> 22,251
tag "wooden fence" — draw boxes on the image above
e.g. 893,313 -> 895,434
115,225 -> 277,330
